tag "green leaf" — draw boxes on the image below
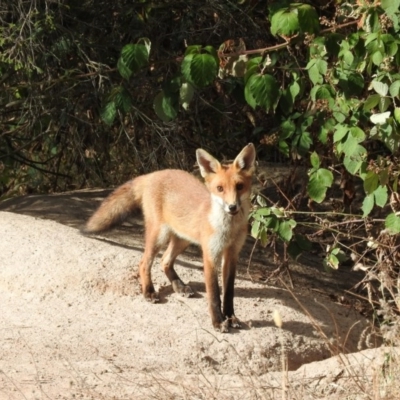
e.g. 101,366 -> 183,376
190,54 -> 218,88
256,195 -> 268,207
333,125 -> 349,143
364,94 -> 381,111
379,168 -> 390,186
244,81 -> 257,109
140,37 -> 151,56
119,41 -> 150,79
258,227 -> 269,247
365,33 -> 379,46
310,151 -> 320,169
380,124 -> 400,153
373,185 -> 388,208
318,127 -> 329,144
117,58 -> 133,80
266,215 -> 279,231
326,253 -> 339,269
347,73 -> 365,96
297,131 -> 313,156
289,80 -> 300,101
350,127 -> 366,142
297,4 -> 320,34
379,97 -> 391,113
385,213 -> 400,235
307,168 -> 333,203
337,71 -> 365,97
251,219 -> 261,239
101,101 -> 117,126
270,207 -> 285,218
245,73 -> 280,112
343,145 -> 366,174
270,8 -> 300,37
278,219 -> 296,242
154,91 -> 179,122
362,193 -> 374,217
109,86 -> 132,114
331,247 -> 347,263
181,53 -> 218,88
184,45 -> 202,55
203,45 -> 218,59
381,0 -> 400,30
316,59 -> 327,75
280,120 -> 295,139
343,156 -> 361,175
288,233 -> 313,260
180,82 -> 195,110
342,50 -> 354,67
316,84 -> 335,100
372,51 -> 383,66
370,111 -> 391,125
306,179 -> 324,203
307,62 -> 322,85
244,57 -> 262,84
394,108 -> 400,123
387,41 -> 398,57
390,80 -> 400,97
364,171 -> 379,195
333,111 -> 346,123
341,132 -> 359,156
278,140 -> 290,157
254,207 -> 271,217
372,81 -> 389,96
315,168 -> 334,187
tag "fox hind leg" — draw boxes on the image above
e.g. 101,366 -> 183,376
140,225 -> 165,303
161,235 -> 194,298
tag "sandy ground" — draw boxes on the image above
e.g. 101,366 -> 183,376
0,191 -> 395,399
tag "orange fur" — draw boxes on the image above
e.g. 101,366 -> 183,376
83,144 -> 256,332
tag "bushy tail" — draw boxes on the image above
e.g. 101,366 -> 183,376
81,178 -> 143,234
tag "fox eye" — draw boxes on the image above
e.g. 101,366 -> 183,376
217,185 -> 224,192
236,183 -> 244,191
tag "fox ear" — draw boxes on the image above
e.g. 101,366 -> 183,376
196,149 -> 221,177
234,143 -> 256,172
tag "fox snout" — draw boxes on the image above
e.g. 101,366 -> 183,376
227,203 -> 239,215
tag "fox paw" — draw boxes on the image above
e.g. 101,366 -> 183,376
229,316 -> 242,329
214,319 -> 230,333
172,280 -> 194,298
144,292 -> 159,304
181,285 -> 194,298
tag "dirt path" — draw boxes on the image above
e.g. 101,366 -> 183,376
0,192 -> 392,399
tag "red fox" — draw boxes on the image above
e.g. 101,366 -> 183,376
83,143 -> 256,332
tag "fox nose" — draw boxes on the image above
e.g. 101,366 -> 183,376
228,204 -> 238,213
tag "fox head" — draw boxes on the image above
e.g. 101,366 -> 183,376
196,143 -> 256,216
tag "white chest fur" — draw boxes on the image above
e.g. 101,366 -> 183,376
207,194 -> 247,265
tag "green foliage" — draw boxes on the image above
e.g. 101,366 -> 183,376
101,86 -> 133,126
250,197 -> 297,245
307,152 -> 334,203
154,91 -> 179,122
324,247 -> 347,270
118,39 -> 151,80
287,234 -> 312,260
245,73 -> 279,113
270,4 -> 320,37
385,213 -> 400,234
101,38 -> 150,125
181,46 -> 219,88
